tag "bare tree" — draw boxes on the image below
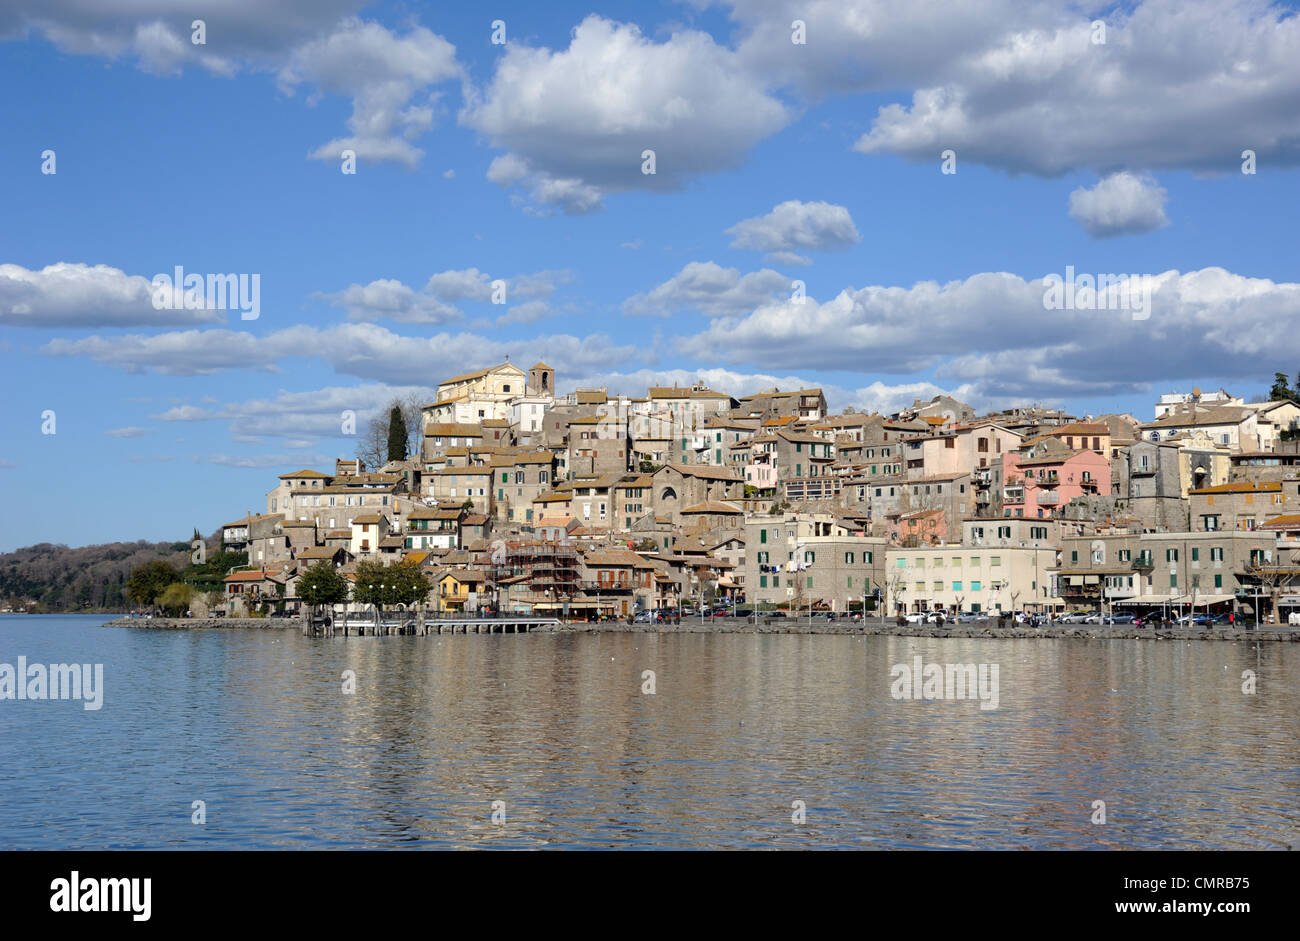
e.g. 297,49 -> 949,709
1243,549 -> 1299,625
355,392 -> 432,470
356,414 -> 387,470
399,391 -> 428,457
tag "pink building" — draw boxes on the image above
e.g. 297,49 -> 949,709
887,508 -> 948,547
1003,439 -> 1109,519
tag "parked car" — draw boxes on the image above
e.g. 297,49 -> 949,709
632,612 -> 651,624
1108,613 -> 1136,624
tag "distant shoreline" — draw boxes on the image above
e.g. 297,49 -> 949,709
97,615 -> 1300,642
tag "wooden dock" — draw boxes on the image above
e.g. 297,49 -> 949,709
302,613 -> 560,636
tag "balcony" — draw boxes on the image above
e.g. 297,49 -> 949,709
1131,464 -> 1156,477
1037,490 -> 1060,505
1036,472 -> 1060,488
1003,486 -> 1025,504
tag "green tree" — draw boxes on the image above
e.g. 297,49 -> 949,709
157,582 -> 193,616
386,405 -> 408,462
1268,372 -> 1293,402
297,562 -> 350,617
127,560 -> 178,610
390,560 -> 432,607
353,559 -> 431,611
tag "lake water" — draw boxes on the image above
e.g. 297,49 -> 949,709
1,614 -> 1296,849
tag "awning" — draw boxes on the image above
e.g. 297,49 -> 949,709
1117,593 -> 1174,605
1170,593 -> 1234,605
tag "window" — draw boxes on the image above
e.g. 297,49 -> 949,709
807,576 -> 813,589
971,581 -> 982,591
1214,574 -> 1222,588
1211,547 -> 1223,562
845,552 -> 855,564
1191,547 -> 1200,561
760,529 -> 767,544
760,575 -> 767,588
991,556 -> 1001,566
1166,548 -> 1178,562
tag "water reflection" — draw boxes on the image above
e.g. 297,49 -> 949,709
0,616 -> 1296,849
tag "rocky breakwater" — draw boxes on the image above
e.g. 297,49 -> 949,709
103,616 -> 301,630
534,620 -> 1300,642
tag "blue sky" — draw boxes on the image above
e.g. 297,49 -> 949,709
2,0 -> 1299,550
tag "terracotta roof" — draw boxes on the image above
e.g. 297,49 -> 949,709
222,513 -> 278,529
1259,514 -> 1300,529
223,569 -> 281,582
297,547 -> 341,560
278,469 -> 329,479
1190,481 -> 1282,494
583,548 -> 654,567
439,362 -> 520,386
351,514 -> 384,524
1140,406 -> 1252,428
648,386 -> 729,399
424,423 -> 484,437
1050,423 -> 1109,435
659,462 -> 742,481
681,501 -> 744,514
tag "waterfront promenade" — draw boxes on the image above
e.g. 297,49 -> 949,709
102,614 -> 1300,642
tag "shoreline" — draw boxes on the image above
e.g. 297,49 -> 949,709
100,616 -> 1300,642
103,617 -> 300,630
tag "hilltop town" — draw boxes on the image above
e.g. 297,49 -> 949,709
209,361 -> 1300,624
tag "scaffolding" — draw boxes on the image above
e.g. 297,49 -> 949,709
499,541 -> 582,600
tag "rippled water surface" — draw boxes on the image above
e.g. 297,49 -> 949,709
1,615 -> 1296,849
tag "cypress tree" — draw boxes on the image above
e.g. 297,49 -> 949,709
386,405 -> 408,462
